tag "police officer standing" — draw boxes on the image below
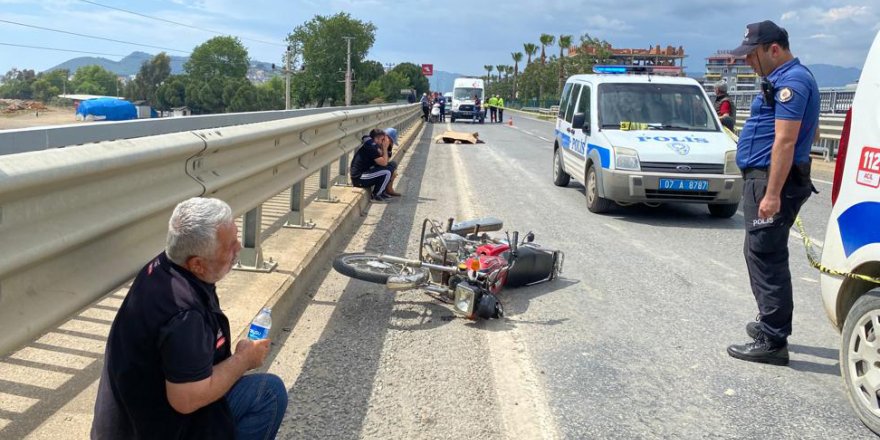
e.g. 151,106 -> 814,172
726,20 -> 819,366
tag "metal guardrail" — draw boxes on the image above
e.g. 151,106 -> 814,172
0,103 -> 421,355
0,105 -> 375,156
734,113 -> 845,160
727,90 -> 855,115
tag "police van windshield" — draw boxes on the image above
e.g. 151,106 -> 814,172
598,83 -> 719,132
454,88 -> 481,101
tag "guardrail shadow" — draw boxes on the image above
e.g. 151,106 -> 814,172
0,289 -> 125,438
276,124 -> 434,439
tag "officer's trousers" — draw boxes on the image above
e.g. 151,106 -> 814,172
742,168 -> 812,343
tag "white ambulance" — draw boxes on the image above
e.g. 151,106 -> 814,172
819,30 -> 880,434
449,77 -> 485,124
552,67 -> 742,217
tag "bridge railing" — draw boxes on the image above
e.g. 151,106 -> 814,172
0,103 -> 421,355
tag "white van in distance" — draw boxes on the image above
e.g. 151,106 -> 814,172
818,29 -> 880,435
449,77 -> 485,124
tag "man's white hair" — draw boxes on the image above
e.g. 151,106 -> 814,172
166,197 -> 233,266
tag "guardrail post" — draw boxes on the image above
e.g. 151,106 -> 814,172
336,153 -> 350,186
317,164 -> 339,203
235,206 -> 277,273
284,181 -> 315,229
830,92 -> 838,114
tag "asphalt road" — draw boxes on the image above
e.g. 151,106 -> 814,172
272,114 -> 873,439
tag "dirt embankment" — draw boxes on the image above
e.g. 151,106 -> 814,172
0,100 -> 77,130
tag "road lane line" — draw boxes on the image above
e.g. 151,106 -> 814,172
448,145 -> 560,440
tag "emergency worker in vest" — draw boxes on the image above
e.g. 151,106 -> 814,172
496,95 -> 505,123
487,94 -> 498,123
725,20 -> 819,366
714,81 -> 736,131
91,197 -> 288,439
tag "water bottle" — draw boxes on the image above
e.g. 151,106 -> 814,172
247,307 -> 272,340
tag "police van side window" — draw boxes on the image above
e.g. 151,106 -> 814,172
564,85 -> 582,123
577,86 -> 591,126
558,82 -> 573,119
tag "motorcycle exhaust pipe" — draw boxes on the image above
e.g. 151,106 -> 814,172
378,254 -> 459,273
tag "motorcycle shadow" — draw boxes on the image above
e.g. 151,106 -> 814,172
480,277 -> 581,331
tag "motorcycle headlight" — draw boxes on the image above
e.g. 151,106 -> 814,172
724,150 -> 739,175
614,147 -> 640,171
453,283 -> 477,318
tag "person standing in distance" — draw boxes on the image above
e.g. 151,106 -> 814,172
91,197 -> 288,439
725,20 -> 819,366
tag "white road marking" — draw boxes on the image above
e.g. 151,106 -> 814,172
448,145 -> 560,440
812,177 -> 832,185
603,222 -> 624,233
800,277 -> 819,283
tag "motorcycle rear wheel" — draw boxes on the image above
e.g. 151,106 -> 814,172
333,253 -> 420,284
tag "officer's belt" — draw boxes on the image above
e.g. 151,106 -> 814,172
741,168 -> 768,179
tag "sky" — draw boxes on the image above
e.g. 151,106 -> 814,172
0,0 -> 878,77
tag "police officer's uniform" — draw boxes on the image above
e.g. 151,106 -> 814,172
731,21 -> 820,358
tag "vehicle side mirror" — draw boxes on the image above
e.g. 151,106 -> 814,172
573,113 -> 590,134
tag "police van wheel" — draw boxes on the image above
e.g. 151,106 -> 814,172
553,148 -> 570,187
586,165 -> 611,213
841,289 -> 880,435
708,203 -> 738,218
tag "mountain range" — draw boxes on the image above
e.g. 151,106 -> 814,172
45,52 -> 860,90
46,51 -> 276,77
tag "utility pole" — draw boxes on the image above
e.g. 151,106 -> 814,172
343,36 -> 353,107
285,45 -> 292,110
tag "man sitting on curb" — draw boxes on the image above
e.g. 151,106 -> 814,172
91,197 -> 288,440
350,128 -> 395,202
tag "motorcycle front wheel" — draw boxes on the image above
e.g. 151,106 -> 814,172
333,253 -> 418,284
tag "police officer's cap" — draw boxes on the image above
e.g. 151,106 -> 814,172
729,20 -> 789,56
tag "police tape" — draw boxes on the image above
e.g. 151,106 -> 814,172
795,216 -> 880,284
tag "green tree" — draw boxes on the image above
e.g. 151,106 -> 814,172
0,68 -> 37,99
523,43 -> 538,65
71,65 -> 119,96
185,37 -> 249,82
155,75 -> 188,110
30,69 -> 69,102
539,34 -> 555,65
288,12 -> 376,107
256,76 -> 286,110
130,52 -> 171,105
354,60 -> 386,104
557,34 -> 572,94
364,71 -> 409,103
511,52 -> 523,99
389,62 -> 429,97
484,65 -> 493,86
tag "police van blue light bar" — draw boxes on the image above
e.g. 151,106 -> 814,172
593,65 -> 628,74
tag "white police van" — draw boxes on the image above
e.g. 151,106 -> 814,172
819,30 -> 880,434
552,67 -> 742,217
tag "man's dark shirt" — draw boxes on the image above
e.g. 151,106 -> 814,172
93,252 -> 234,439
350,136 -> 381,178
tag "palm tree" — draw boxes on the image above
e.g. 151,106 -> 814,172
558,34 -> 572,96
511,52 -> 523,99
539,34 -> 555,65
496,65 -> 505,82
523,43 -> 538,65
484,65 -> 494,86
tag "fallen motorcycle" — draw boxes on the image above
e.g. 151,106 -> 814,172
332,217 -> 564,320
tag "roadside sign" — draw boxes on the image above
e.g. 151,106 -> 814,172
421,64 -> 433,76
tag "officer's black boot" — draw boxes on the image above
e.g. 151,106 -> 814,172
746,320 -> 761,339
727,333 -> 789,366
